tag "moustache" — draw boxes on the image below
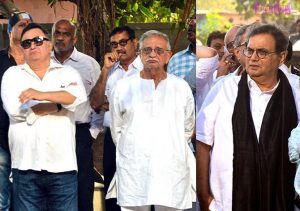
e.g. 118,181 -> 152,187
117,50 -> 126,55
55,42 -> 65,46
146,58 -> 159,62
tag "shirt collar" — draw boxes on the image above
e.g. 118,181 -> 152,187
131,55 -> 143,70
180,44 -> 195,56
51,47 -> 79,64
247,74 -> 279,94
115,55 -> 143,72
21,60 -> 64,75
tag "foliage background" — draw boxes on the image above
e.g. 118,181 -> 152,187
197,0 -> 300,44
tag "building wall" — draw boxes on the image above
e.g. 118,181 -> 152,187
10,0 -> 77,23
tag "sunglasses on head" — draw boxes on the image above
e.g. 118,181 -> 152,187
21,36 -> 49,49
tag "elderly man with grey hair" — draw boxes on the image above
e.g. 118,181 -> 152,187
108,30 -> 196,211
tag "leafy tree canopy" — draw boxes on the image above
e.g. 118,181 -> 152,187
197,11 -> 232,44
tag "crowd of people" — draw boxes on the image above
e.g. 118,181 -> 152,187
4,8 -> 300,211
0,11 -> 196,211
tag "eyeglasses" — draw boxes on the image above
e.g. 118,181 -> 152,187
141,47 -> 170,56
110,38 -> 131,48
226,41 -> 235,51
235,42 -> 247,48
243,47 -> 277,59
21,36 -> 49,49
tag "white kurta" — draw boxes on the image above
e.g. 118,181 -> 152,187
109,73 -> 195,209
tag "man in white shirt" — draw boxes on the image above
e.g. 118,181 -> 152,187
1,23 -> 86,210
51,19 -> 101,211
197,24 -> 300,211
109,30 -> 195,211
90,26 -> 143,211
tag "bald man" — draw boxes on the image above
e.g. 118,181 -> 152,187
216,26 -> 240,77
51,19 -> 101,211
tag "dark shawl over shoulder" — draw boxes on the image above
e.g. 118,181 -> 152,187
232,70 -> 297,211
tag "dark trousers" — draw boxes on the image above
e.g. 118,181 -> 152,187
0,146 -> 11,211
76,123 -> 94,211
103,128 -> 121,211
12,169 -> 77,211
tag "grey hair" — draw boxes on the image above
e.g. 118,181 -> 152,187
234,25 -> 249,47
139,30 -> 171,50
51,19 -> 77,37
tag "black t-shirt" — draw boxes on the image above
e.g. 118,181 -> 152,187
0,48 -> 16,152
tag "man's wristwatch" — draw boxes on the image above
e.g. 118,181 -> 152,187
56,104 -> 62,112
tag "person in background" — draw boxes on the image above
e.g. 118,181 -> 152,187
206,31 -> 225,60
215,25 -> 241,78
51,18 -> 102,211
289,19 -> 300,45
196,46 -> 219,113
90,26 -> 143,211
168,13 -> 196,94
0,11 -> 32,211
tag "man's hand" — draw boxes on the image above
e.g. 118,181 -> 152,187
196,141 -> 214,211
103,51 -> 121,70
200,195 -> 214,211
31,103 -> 59,116
216,53 -> 237,77
101,102 -> 109,111
19,88 -> 46,103
90,52 -> 120,110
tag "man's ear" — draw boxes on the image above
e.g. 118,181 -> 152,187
279,50 -> 287,66
133,38 -> 138,50
73,36 -> 78,45
165,50 -> 173,64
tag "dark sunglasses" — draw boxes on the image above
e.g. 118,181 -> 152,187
21,36 -> 49,49
110,38 -> 131,48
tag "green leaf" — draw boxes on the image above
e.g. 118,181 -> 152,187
133,3 -> 139,12
139,5 -> 154,18
115,19 -> 120,27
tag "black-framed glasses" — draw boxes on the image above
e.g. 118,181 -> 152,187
110,38 -> 131,48
243,47 -> 277,59
141,47 -> 170,56
21,36 -> 49,49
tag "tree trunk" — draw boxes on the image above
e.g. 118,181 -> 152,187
172,0 -> 195,52
77,0 -> 115,67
